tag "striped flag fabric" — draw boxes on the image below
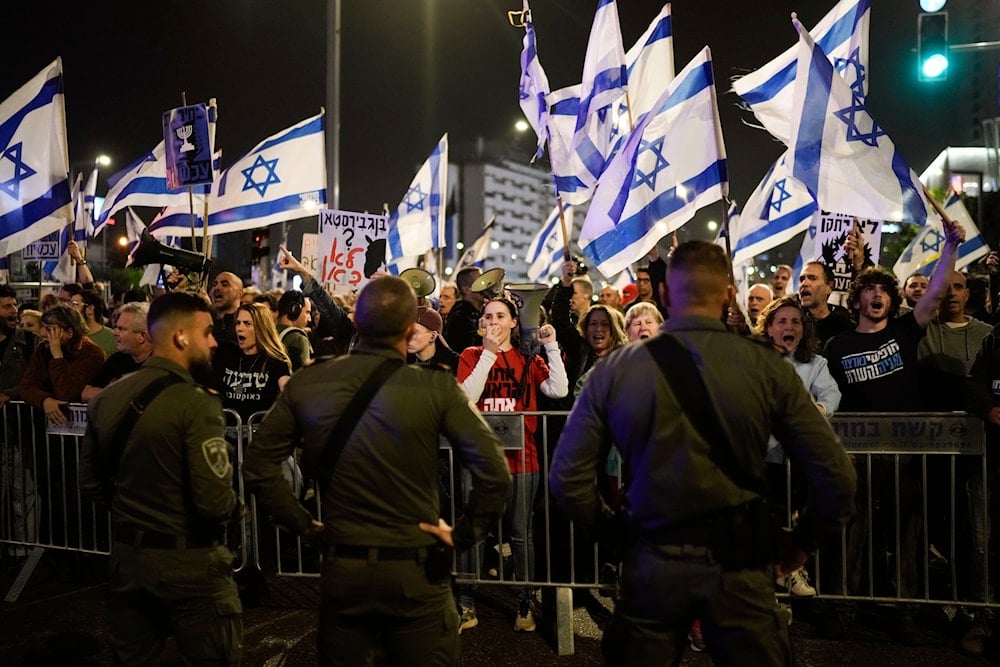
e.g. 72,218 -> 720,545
732,0 -> 870,145
571,0 -> 627,156
454,217 -> 497,275
526,204 -> 574,282
0,59 -> 73,256
517,0 -> 550,160
386,133 -> 448,265
579,47 -> 728,278
893,192 -> 990,278
786,17 -> 937,226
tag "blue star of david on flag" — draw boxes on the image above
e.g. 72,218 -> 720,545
241,154 -> 281,197
0,142 -> 37,199
769,178 -> 793,216
833,94 -> 885,147
631,137 -> 669,191
920,229 -> 944,253
404,184 -> 427,213
834,47 -> 867,98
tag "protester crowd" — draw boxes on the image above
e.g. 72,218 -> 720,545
3,223 -> 1000,661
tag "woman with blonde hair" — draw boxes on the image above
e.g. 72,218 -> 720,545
212,302 -> 291,422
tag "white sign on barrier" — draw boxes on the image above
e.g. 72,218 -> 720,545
46,404 -> 88,437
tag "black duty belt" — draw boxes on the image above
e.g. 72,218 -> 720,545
324,544 -> 428,561
115,524 -> 225,550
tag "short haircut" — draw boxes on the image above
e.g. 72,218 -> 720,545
253,292 -> 278,312
41,304 -> 87,340
666,241 -> 730,306
775,264 -> 793,275
80,289 -> 106,321
0,284 -> 15,300
571,275 -> 594,298
353,277 -> 417,343
804,260 -> 835,286
455,267 -> 481,292
904,272 -> 929,287
847,266 -> 902,318
116,302 -> 150,332
60,283 -> 83,298
748,283 -> 774,298
147,291 -> 212,338
277,290 -> 307,318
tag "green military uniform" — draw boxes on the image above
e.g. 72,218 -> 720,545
81,356 -> 242,666
243,343 -> 510,666
550,316 -> 857,666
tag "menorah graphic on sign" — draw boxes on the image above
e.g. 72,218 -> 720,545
175,124 -> 195,152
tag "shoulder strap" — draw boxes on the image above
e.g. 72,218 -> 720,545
317,357 -> 404,485
279,326 -> 306,342
100,372 -> 183,500
645,334 -> 767,497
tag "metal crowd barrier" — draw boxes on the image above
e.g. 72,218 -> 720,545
1,402 -> 995,655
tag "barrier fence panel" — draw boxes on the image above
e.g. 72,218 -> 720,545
3,402 -> 997,648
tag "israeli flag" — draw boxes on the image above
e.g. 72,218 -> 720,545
791,222 -> 818,292
731,151 -> 818,266
386,133 -> 448,264
732,0 -> 870,145
544,6 -> 673,207
624,3 -> 674,124
454,217 -> 497,275
95,141 -> 202,236
579,47 -> 728,278
208,112 -> 326,235
893,192 -> 990,278
787,17 -> 937,226
572,0 -> 627,154
526,204 -> 574,282
0,59 -> 73,257
46,168 -> 97,283
518,1 -> 550,160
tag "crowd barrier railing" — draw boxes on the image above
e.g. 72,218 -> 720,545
1,402 -> 995,654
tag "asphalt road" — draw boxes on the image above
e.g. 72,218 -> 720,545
1,551 -> 997,666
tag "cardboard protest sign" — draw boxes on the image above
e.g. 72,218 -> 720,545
316,209 -> 388,289
815,211 -> 882,297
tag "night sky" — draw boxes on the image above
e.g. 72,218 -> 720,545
2,0 -> 976,239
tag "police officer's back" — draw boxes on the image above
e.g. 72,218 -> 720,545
243,276 -> 510,666
81,291 -> 242,665
550,241 -> 856,666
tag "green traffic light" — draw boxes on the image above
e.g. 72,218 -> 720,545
921,53 -> 949,79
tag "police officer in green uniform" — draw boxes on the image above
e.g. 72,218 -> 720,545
81,291 -> 243,666
550,241 -> 856,666
243,276 -> 511,666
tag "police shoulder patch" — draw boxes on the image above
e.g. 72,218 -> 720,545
202,437 -> 232,479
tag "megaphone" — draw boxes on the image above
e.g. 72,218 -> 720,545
399,267 -> 436,298
470,267 -> 506,299
506,283 -> 550,358
127,229 -> 212,276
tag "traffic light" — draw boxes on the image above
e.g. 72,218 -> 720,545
251,228 -> 270,258
918,11 -> 949,81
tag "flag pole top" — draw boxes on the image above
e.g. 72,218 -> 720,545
508,9 -> 528,28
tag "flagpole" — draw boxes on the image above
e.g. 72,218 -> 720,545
179,92 -> 198,248
202,98 -> 217,257
922,184 -> 957,228
720,198 -> 735,286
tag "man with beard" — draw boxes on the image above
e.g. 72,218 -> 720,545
81,291 -> 242,665
209,271 -> 244,349
798,261 -> 853,349
821,220 -> 965,643
902,273 -> 930,310
0,285 -> 37,406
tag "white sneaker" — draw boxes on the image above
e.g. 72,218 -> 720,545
778,567 -> 816,597
458,605 -> 478,634
514,599 -> 536,632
